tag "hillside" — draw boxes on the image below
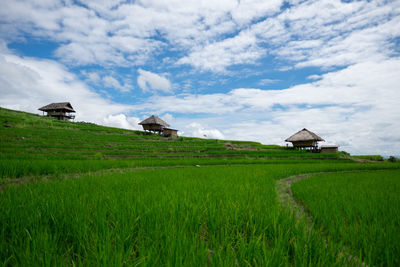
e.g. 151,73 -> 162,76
1,107 -> 399,266
1,107 -> 344,179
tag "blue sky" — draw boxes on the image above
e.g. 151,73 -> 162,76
1,0 -> 400,155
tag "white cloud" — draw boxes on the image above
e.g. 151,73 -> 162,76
186,122 -> 225,140
103,75 -> 120,88
258,78 -> 280,86
1,1 -> 400,157
129,58 -> 400,155
231,0 -> 283,25
135,93 -> 238,114
178,30 -> 263,72
54,42 -> 128,66
1,45 -> 400,155
1,0 -> 399,72
139,58 -> 400,114
137,69 -> 172,93
85,71 -> 101,83
272,0 -> 400,69
103,75 -> 132,92
103,114 -> 142,130
161,113 -> 174,125
307,75 -> 321,80
178,0 -> 400,72
0,48 -> 133,124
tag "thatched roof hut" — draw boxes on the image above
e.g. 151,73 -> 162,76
139,115 -> 170,132
39,102 -> 75,113
38,102 -> 75,121
285,128 -> 324,148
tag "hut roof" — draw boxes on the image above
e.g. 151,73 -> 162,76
163,127 -> 178,131
39,102 -> 75,112
285,128 -> 325,142
138,115 -> 170,127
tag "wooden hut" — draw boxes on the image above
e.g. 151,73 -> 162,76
138,115 -> 170,133
38,102 -> 75,121
285,128 -> 324,150
163,127 -> 178,138
321,145 -> 339,153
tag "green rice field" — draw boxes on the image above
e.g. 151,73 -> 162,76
1,107 -> 399,266
292,170 -> 400,266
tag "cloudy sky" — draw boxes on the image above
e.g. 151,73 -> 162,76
1,0 -> 399,155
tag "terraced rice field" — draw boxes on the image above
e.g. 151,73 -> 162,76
0,108 -> 347,180
1,107 -> 399,266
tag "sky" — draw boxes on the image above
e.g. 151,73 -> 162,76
1,0 -> 400,156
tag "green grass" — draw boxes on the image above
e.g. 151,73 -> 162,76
292,170 -> 400,266
1,107 -> 400,266
1,165 -> 349,266
1,107 -> 345,180
352,155 -> 384,161
2,164 -> 400,266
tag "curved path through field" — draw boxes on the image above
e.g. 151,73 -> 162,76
276,171 -> 368,266
276,173 -> 314,225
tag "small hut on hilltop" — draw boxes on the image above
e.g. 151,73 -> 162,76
39,102 -> 75,121
285,128 -> 324,150
138,115 -> 179,138
139,115 -> 169,133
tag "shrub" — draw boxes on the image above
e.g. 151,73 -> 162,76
339,151 -> 350,158
353,155 -> 384,161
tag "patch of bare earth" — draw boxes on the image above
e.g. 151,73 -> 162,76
224,142 -> 258,151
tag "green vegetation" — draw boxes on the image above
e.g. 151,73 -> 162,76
1,107 -> 345,180
292,170 -> 400,266
1,107 -> 399,266
0,166 -> 339,266
352,155 -> 384,161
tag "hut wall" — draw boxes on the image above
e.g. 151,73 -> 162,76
46,111 -> 66,116
291,140 -> 316,147
321,147 -> 339,153
163,129 -> 178,138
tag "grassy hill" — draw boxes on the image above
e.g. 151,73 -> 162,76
1,107 -> 399,266
1,107 -> 346,180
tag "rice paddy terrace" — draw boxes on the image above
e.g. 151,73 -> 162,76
1,107 -> 399,266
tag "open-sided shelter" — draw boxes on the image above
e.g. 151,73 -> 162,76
39,102 -> 75,121
138,115 -> 170,133
285,128 -> 324,149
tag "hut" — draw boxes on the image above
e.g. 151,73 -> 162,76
138,115 -> 170,133
163,127 -> 178,138
321,145 -> 339,153
38,102 -> 75,121
285,128 -> 324,150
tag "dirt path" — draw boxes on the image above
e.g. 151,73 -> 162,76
276,173 -> 315,226
276,171 -> 368,266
